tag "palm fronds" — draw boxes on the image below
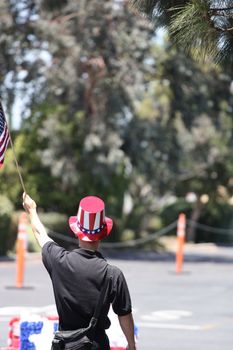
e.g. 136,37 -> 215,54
130,0 -> 233,65
170,1 -> 218,61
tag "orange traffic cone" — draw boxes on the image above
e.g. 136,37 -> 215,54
15,212 -> 28,288
176,213 -> 186,274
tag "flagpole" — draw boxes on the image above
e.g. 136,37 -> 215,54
8,131 -> 27,194
1,101 -> 27,194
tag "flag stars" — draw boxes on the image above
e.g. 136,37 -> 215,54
77,222 -> 106,235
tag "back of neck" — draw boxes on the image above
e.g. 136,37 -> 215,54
79,239 -> 99,251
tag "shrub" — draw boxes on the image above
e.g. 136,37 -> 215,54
0,195 -> 14,256
33,212 -> 78,251
160,199 -> 233,244
9,211 -> 77,253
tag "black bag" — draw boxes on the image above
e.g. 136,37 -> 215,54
52,327 -> 98,350
51,269 -> 110,350
51,322 -> 98,349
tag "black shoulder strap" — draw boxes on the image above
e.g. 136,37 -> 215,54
89,266 -> 110,328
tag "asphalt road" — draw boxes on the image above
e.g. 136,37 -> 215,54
0,248 -> 233,350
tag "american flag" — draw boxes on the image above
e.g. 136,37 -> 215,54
0,102 -> 10,168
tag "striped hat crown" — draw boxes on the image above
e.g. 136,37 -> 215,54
77,196 -> 105,234
69,195 -> 113,241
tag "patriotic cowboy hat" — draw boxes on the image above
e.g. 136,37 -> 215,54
69,196 -> 113,242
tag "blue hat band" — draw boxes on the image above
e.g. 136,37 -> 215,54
77,221 -> 106,235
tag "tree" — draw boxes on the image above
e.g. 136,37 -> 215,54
0,0 -> 233,246
127,38 -> 233,241
0,0 -> 157,242
130,0 -> 233,66
0,0 -> 47,127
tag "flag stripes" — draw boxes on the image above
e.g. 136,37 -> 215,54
0,102 -> 10,168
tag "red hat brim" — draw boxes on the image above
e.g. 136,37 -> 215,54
68,216 -> 113,242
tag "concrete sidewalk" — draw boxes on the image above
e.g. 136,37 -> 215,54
101,239 -> 233,264
1,247 -> 233,350
1,240 -> 233,264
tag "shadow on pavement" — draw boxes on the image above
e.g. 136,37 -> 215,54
102,247 -> 233,264
2,245 -> 233,265
0,256 -> 14,263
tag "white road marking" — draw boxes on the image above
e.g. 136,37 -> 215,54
0,307 -> 216,333
139,310 -> 216,331
141,310 -> 192,322
137,322 -> 216,331
0,307 -> 26,316
0,316 -> 12,321
0,305 -> 57,317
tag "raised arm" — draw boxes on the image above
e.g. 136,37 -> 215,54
22,192 -> 53,248
118,313 -> 136,350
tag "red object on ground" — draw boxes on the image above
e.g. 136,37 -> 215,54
6,317 -> 20,349
5,316 -> 129,350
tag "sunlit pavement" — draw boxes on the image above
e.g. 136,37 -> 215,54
1,246 -> 233,350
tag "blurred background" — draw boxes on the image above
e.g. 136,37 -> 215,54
0,0 -> 233,256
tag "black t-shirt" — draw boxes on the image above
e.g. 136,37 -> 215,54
42,241 -> 132,331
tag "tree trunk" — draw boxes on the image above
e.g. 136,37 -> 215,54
187,198 -> 203,242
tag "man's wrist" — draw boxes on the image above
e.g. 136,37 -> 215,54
28,208 -> 37,216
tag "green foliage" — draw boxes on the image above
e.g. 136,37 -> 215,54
170,1 -> 219,62
160,198 -> 233,243
196,201 -> 233,243
160,198 -> 192,228
7,211 -> 71,253
0,196 -> 14,255
0,0 -> 233,247
35,212 -> 74,250
130,0 -> 233,66
38,212 -> 68,234
1,0 -> 156,242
